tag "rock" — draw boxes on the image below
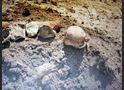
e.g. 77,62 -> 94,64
9,22 -> 26,41
38,25 -> 56,39
26,22 -> 39,37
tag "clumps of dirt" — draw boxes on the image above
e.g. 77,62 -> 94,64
2,3 -> 74,28
2,0 -> 122,90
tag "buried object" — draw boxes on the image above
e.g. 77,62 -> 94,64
38,25 -> 56,39
64,26 -> 90,51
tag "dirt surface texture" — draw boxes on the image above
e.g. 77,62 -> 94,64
2,0 -> 122,90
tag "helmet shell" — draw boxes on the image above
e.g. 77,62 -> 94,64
64,26 -> 86,48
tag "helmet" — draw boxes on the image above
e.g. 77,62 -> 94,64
64,26 -> 86,48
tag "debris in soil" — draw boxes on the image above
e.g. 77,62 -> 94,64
2,0 -> 122,90
2,20 -> 61,44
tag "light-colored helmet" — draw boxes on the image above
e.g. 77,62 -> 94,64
64,26 -> 86,48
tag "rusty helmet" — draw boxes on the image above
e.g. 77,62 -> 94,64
64,26 -> 86,48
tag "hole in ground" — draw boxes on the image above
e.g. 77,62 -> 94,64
22,9 -> 31,17
89,61 -> 116,89
53,26 -> 62,33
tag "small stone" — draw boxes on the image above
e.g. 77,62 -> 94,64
26,22 -> 39,37
38,25 -> 56,39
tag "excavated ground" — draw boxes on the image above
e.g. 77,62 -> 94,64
2,0 -> 122,90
